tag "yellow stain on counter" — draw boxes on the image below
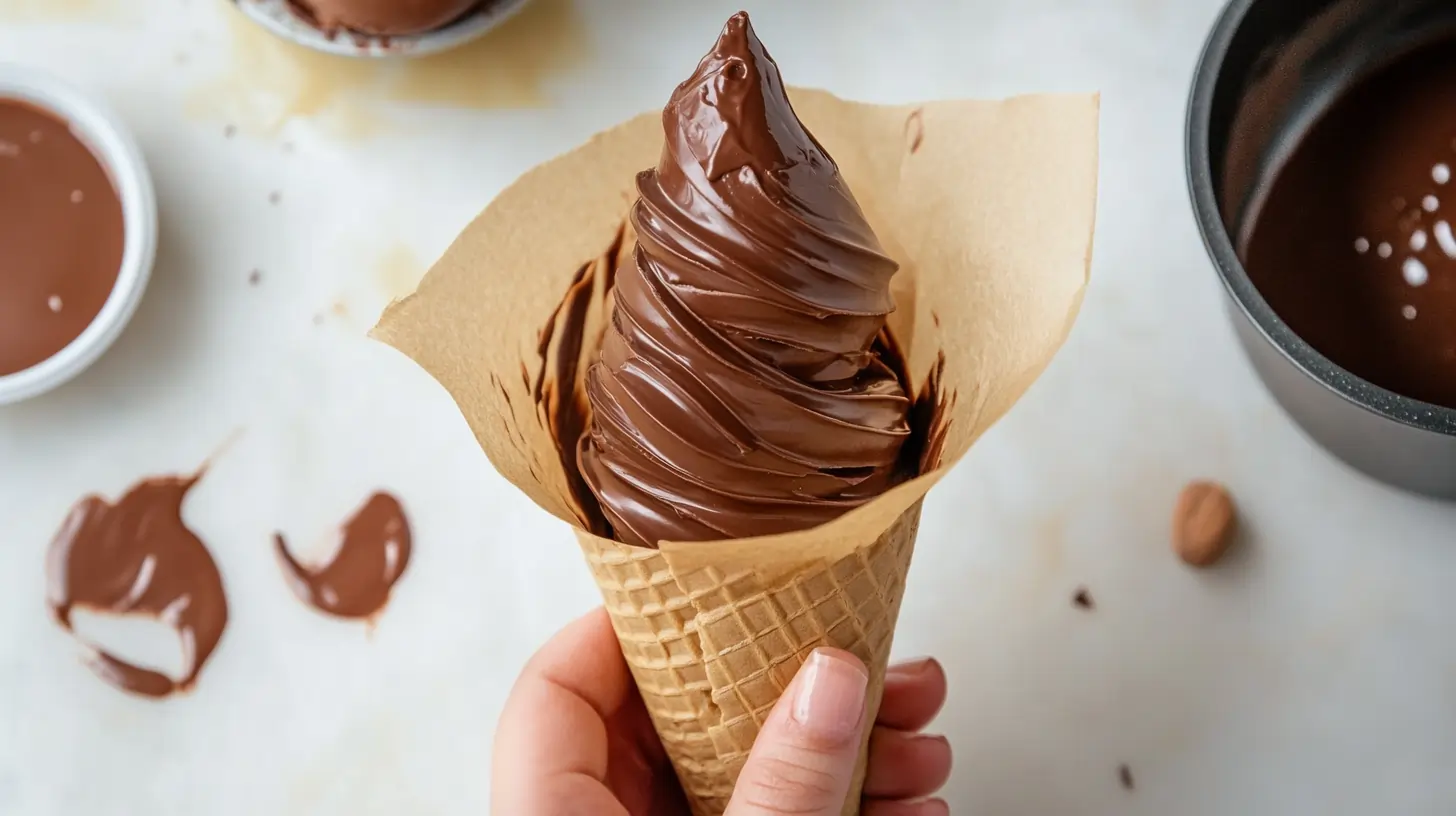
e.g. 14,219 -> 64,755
0,0 -> 126,21
375,245 -> 426,300
188,0 -> 589,139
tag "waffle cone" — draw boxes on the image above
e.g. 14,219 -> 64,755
580,502 -> 921,815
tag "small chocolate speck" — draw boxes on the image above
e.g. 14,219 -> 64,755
268,191 -> 281,205
1118,764 -> 1134,791
931,311 -> 941,328
224,124 -> 237,139
247,270 -> 262,286
1072,587 -> 1094,610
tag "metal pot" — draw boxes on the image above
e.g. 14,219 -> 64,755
1187,0 -> 1456,498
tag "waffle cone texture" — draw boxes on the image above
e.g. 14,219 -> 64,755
580,503 -> 921,815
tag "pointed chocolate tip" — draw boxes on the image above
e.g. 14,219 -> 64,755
715,11 -> 757,61
664,10 -> 810,182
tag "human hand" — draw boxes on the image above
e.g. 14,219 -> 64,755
492,607 -> 952,815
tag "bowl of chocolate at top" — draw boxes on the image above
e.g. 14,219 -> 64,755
0,66 -> 157,406
236,0 -> 533,58
1189,0 -> 1456,498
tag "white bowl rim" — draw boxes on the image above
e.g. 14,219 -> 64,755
0,64 -> 158,406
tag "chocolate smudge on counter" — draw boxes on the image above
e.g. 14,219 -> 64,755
931,310 -> 941,328
46,472 -> 228,699
906,107 -> 925,154
274,492 -> 412,620
1118,764 -> 1135,791
1072,587 -> 1094,610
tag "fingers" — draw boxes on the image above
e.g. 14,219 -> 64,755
863,799 -> 950,816
876,657 -> 947,732
863,727 -> 953,799
725,648 -> 870,816
491,607 -> 633,816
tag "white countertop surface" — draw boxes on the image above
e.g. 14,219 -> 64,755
4,0 -> 1456,813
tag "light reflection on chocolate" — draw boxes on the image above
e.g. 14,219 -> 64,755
274,492 -> 411,620
46,473 -> 228,698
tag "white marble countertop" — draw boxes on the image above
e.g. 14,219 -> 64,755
4,0 -> 1456,813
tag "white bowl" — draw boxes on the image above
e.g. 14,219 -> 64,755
235,0 -> 534,59
0,65 -> 158,406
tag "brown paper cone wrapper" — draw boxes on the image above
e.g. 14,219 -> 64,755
374,87 -> 1099,814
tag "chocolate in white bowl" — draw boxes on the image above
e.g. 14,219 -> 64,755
0,65 -> 157,406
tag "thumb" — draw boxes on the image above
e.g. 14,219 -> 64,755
726,648 -> 869,816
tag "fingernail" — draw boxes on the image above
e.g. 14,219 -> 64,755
792,648 -> 868,744
886,656 -> 938,679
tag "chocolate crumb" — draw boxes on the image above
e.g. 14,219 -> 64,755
247,269 -> 262,286
1072,587 -> 1094,610
268,191 -> 281,205
1118,764 -> 1134,790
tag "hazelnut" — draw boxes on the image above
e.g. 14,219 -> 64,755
1172,481 -> 1236,567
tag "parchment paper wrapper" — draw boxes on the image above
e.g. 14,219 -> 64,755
374,88 -> 1099,814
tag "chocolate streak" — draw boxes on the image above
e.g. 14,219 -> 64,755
46,474 -> 228,698
578,12 -> 911,548
274,492 -> 412,620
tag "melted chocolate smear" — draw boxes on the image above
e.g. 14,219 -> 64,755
274,492 -> 412,620
46,473 -> 228,698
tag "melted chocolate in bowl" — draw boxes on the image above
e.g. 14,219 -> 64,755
0,98 -> 125,377
1243,38 -> 1456,409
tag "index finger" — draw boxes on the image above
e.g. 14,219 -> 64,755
491,607 -> 634,815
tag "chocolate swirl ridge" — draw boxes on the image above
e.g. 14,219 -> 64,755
578,12 -> 910,548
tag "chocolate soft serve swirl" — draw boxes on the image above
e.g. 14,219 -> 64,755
577,12 -> 911,548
